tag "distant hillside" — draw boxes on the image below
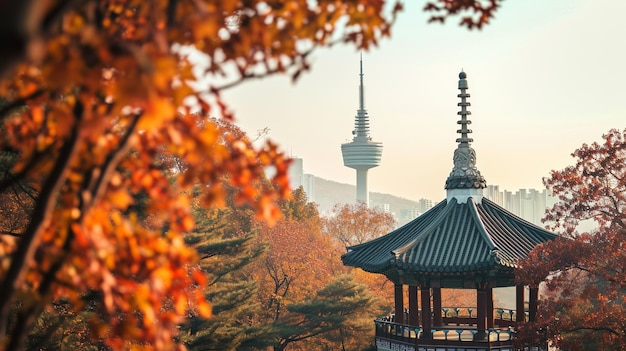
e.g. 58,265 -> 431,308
312,176 -> 419,215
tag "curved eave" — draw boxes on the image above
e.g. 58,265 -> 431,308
391,197 -> 499,274
341,196 -> 558,277
476,198 -> 558,267
341,200 -> 449,273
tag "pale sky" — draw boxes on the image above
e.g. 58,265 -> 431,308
219,0 -> 626,201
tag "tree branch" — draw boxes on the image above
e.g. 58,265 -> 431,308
0,230 -> 22,237
565,326 -> 623,337
205,44 -> 320,93
0,147 -> 53,195
0,89 -> 45,122
0,102 -> 81,348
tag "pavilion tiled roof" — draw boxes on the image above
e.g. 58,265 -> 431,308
340,71 -> 558,286
341,197 -> 557,279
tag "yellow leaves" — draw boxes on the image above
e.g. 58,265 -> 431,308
51,203 -> 207,347
174,292 -> 188,315
180,214 -> 195,232
137,96 -> 176,131
63,11 -> 86,35
220,0 -> 240,14
195,290 -> 212,318
288,1 -> 306,29
110,188 -> 134,209
30,105 -> 45,124
153,56 -> 178,91
152,267 -> 173,292
111,73 -> 148,110
173,81 -> 195,107
192,15 -> 220,41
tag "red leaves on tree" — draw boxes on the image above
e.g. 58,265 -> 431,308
516,129 -> 626,350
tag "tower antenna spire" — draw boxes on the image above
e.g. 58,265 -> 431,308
359,52 -> 365,111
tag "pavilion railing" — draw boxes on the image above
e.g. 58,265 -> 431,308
374,319 -> 515,343
374,307 -> 522,350
380,306 -> 526,327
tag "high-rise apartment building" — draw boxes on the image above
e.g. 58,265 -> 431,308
485,186 -> 557,225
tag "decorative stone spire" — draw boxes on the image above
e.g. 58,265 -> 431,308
445,71 -> 486,202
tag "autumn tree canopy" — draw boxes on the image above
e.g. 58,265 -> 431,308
245,191 -> 387,351
0,0 -> 501,350
322,201 -> 395,247
0,1 -> 398,349
516,128 -> 626,351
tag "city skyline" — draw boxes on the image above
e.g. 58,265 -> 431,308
290,156 -> 556,228
221,0 -> 626,201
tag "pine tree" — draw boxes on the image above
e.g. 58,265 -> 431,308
180,205 -> 265,351
241,275 -> 383,351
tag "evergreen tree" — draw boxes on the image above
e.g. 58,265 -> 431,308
241,275 -> 383,351
180,205 -> 265,351
25,297 -> 108,351
278,187 -> 319,222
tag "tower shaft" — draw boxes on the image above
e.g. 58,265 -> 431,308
356,168 -> 369,204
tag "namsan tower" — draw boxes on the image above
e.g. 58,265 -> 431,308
341,56 -> 383,206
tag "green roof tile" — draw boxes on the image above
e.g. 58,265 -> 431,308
341,197 -> 557,285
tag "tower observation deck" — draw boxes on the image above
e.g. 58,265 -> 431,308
341,56 -> 383,206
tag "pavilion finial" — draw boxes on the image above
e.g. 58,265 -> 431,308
445,71 -> 487,194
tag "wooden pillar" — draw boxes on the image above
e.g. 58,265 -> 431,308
408,286 -> 419,326
476,288 -> 487,340
529,286 -> 539,322
394,284 -> 404,324
420,287 -> 432,339
486,287 -> 494,329
516,285 -> 526,322
432,287 -> 442,327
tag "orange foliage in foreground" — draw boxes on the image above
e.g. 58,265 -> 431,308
0,1 -> 399,349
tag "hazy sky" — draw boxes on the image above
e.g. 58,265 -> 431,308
220,0 -> 626,201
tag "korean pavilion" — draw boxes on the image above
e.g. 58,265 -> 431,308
341,72 -> 557,351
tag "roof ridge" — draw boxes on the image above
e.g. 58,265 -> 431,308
467,197 -> 498,251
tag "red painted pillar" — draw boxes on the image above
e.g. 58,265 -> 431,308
408,285 -> 419,326
516,285 -> 526,322
486,287 -> 494,329
420,287 -> 432,339
394,284 -> 404,324
432,287 -> 442,327
529,286 -> 539,322
476,288 -> 487,340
